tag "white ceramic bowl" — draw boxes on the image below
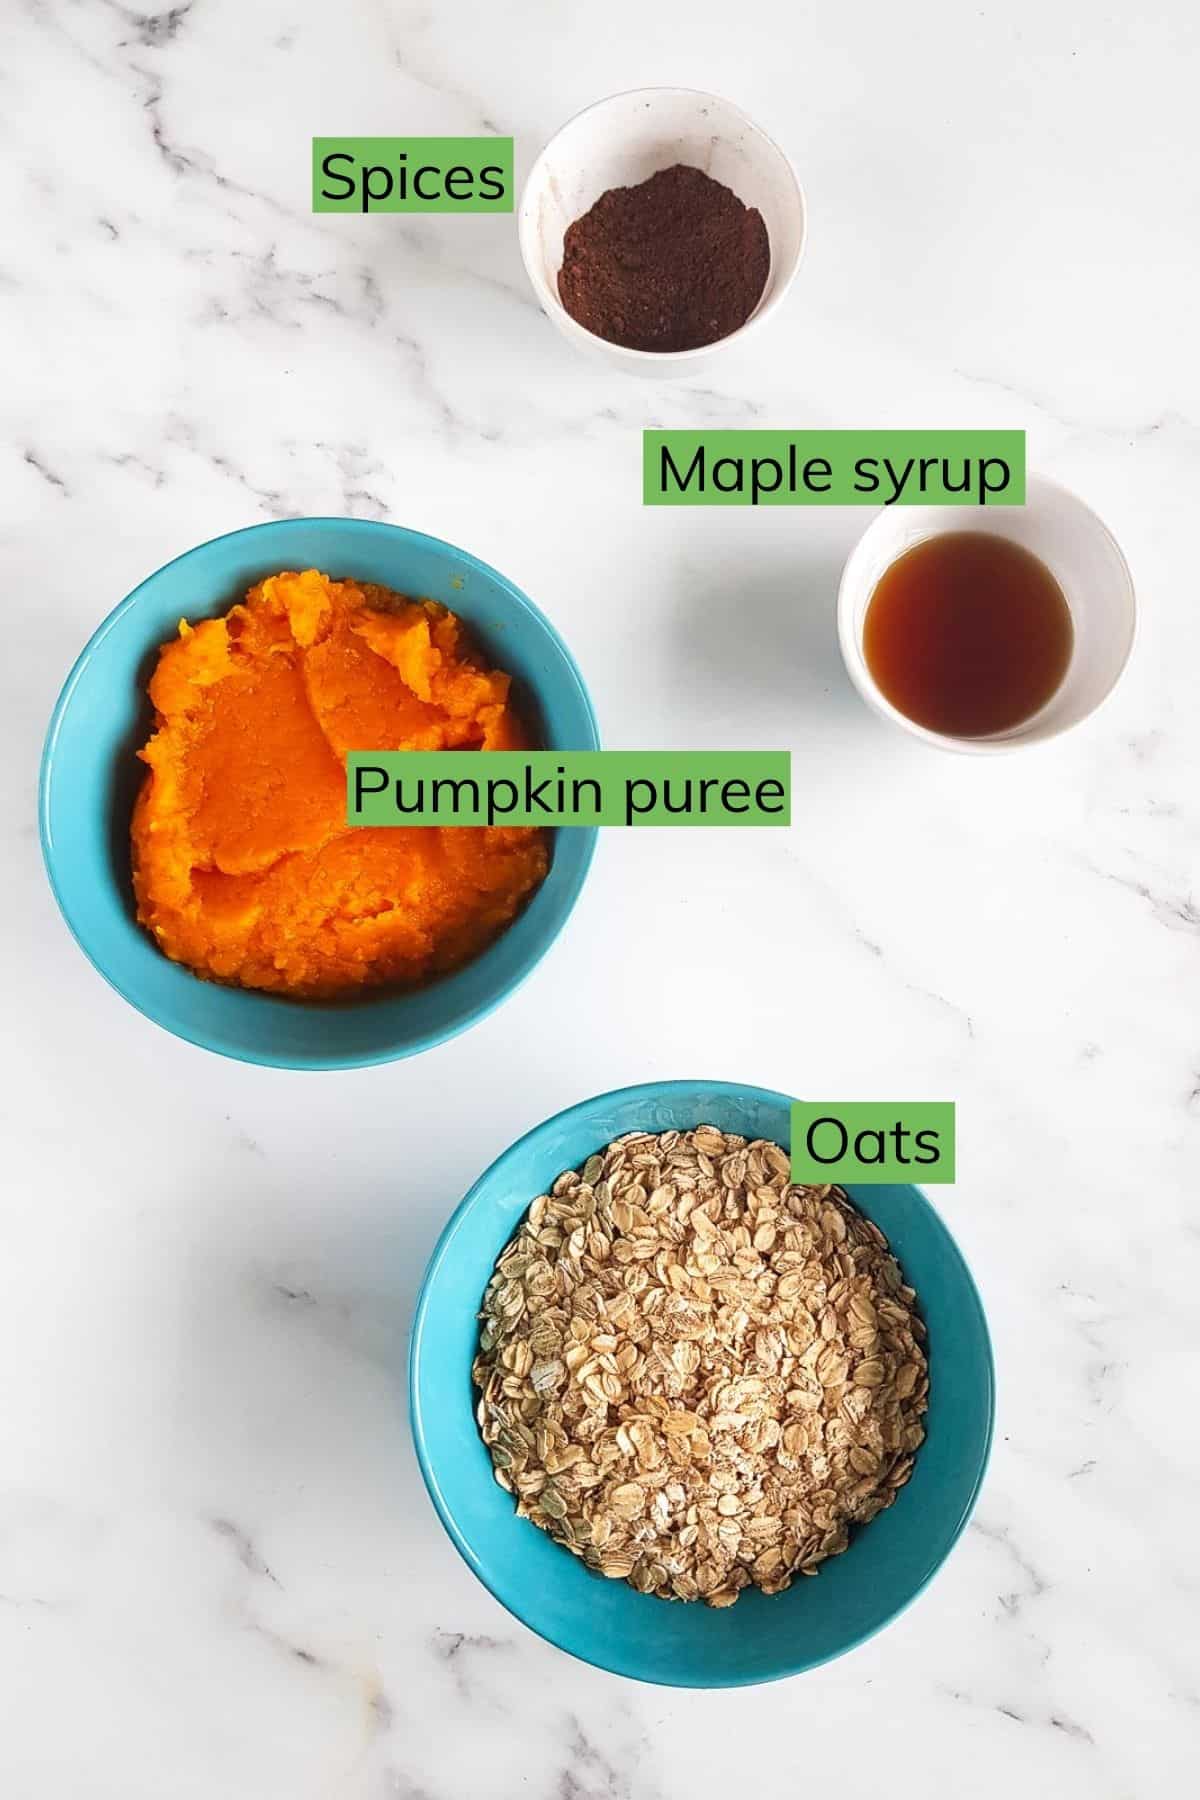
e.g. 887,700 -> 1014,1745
518,87 -> 806,376
837,475 -> 1137,753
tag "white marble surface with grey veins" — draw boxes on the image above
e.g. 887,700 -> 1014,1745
3,1 -> 1199,1795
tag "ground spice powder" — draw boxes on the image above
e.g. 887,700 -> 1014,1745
557,163 -> 770,353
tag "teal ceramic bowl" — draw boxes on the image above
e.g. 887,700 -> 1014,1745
410,1080 -> 994,1686
40,519 -> 599,1069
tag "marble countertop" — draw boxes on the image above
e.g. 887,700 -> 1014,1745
4,1 -> 1198,1794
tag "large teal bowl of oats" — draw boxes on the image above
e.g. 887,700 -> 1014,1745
409,1079 -> 995,1686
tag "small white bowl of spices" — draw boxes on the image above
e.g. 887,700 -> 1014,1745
519,87 -> 806,375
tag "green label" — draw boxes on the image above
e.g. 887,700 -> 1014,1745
348,752 -> 790,827
312,137 -> 514,212
790,1103 -> 956,1183
643,430 -> 1025,506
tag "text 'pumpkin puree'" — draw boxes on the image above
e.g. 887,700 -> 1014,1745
132,570 -> 548,998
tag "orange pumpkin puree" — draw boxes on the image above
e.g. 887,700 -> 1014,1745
131,569 -> 548,998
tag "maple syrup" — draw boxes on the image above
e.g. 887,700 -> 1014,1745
862,532 -> 1074,737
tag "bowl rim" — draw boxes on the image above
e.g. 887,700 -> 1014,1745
39,516 -> 600,1070
518,85 -> 808,365
409,1077 -> 996,1686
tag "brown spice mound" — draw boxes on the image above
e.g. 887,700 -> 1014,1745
556,164 -> 770,353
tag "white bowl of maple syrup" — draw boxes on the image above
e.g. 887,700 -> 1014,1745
837,475 -> 1137,753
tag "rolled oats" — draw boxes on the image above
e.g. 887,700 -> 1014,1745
472,1127 -> 928,1607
